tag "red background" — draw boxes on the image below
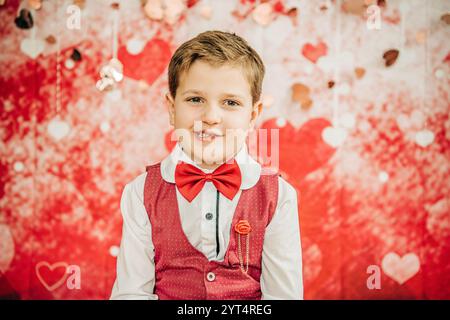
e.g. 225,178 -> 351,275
0,0 -> 449,299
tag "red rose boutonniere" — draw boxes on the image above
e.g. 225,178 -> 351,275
234,220 -> 251,273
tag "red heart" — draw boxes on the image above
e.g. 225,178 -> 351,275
35,261 -> 68,292
165,129 -> 177,152
259,118 -> 336,181
301,42 -> 328,63
118,39 -> 172,85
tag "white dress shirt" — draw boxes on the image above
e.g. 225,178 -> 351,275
110,142 -> 303,300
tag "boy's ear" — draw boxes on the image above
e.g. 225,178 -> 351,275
249,100 -> 263,131
165,93 -> 175,126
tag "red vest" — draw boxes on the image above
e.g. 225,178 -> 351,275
143,163 -> 278,300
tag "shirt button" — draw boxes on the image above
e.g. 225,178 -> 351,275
206,272 -> 216,282
205,212 -> 213,220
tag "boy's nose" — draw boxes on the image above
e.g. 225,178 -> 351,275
201,104 -> 221,124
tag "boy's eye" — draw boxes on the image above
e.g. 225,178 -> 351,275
187,97 -> 203,104
225,100 -> 240,107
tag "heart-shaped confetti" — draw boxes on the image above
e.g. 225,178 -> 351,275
20,38 -> 45,59
415,129 -> 435,147
70,48 -> 82,62
383,49 -> 400,67
15,9 -> 34,29
45,35 -> 56,45
302,42 -> 328,64
292,83 -> 313,110
322,126 -> 348,148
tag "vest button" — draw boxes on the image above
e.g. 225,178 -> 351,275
206,272 -> 216,282
205,212 -> 213,220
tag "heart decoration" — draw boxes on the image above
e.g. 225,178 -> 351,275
70,48 -> 82,62
381,252 -> 420,285
118,39 -> 171,85
20,38 -> 45,59
35,261 -> 69,292
165,129 -> 178,152
301,42 -> 328,63
47,118 -> 71,141
15,9 -> 34,29
415,129 -> 435,147
292,83 -> 313,110
383,49 -> 400,67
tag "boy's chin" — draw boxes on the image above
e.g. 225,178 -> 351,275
192,151 -> 226,168
181,138 -> 244,168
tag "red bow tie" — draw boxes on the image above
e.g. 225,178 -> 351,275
174,161 -> 242,202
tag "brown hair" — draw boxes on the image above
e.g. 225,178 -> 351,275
168,30 -> 265,104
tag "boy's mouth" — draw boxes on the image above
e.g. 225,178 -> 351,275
193,129 -> 223,143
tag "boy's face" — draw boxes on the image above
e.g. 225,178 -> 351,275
166,60 -> 262,170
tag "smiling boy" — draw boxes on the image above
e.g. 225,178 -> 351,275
110,30 -> 303,300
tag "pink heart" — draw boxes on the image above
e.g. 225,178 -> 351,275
301,42 -> 328,63
381,252 -> 420,285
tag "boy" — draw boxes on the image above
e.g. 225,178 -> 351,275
110,30 -> 303,300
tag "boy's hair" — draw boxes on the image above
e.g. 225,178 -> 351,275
168,30 -> 265,104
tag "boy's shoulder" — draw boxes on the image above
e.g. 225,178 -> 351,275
276,174 -> 298,202
125,169 -> 152,195
126,160 -> 165,191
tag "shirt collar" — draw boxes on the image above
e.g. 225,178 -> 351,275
160,142 -> 261,190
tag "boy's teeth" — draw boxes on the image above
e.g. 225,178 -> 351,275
197,132 -> 212,138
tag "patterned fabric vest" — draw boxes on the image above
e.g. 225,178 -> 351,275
143,163 -> 278,300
